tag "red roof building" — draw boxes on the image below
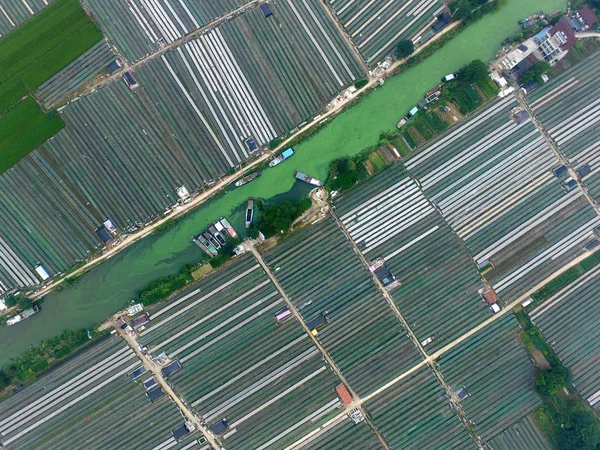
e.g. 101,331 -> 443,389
578,5 -> 598,30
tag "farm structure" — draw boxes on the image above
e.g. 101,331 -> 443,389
327,0 -> 445,65
83,0 -> 253,62
0,0 -> 364,294
0,335 -> 203,449
364,366 -> 476,449
333,166 -> 491,351
0,0 -> 54,36
487,416 -> 551,450
404,95 -> 600,301
436,314 -> 541,443
262,216 -> 423,396
287,414 -> 384,449
529,264 -> 600,411
35,40 -> 116,109
137,255 -> 345,449
526,52 -> 600,202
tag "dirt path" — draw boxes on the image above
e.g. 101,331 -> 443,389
114,320 -> 220,449
247,242 -> 391,450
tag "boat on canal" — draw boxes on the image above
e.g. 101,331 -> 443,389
294,171 -> 322,186
234,171 -> 261,187
269,148 -> 294,167
219,217 -> 238,239
245,198 -> 254,228
7,305 -> 40,326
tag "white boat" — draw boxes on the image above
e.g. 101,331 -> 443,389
7,305 -> 40,326
219,218 -> 238,239
245,199 -> 254,228
294,171 -> 322,186
269,148 -> 294,167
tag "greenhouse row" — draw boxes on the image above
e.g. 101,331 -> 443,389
364,366 -> 475,449
83,0 -> 252,62
334,166 -> 491,351
328,0 -> 444,64
36,40 -> 116,109
528,51 -> 600,202
530,265 -> 600,412
0,0 -> 365,294
0,335 -> 204,450
262,216 -> 423,397
288,414 -> 383,450
138,255 -> 344,450
404,94 -> 600,301
436,314 -> 541,442
487,416 -> 550,450
0,0 -> 54,36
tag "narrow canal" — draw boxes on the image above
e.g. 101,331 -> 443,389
0,0 -> 564,365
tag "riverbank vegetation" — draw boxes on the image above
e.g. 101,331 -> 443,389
515,311 -> 600,449
0,328 -> 103,394
135,263 -> 197,306
253,198 -> 312,238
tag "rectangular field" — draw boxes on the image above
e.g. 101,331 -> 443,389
529,264 -> 600,411
527,51 -> 600,202
364,366 -> 476,449
0,335 -> 203,450
405,96 -> 600,301
436,314 -> 541,443
262,216 -> 423,396
334,166 -> 491,350
487,416 -> 551,450
137,255 -> 344,449
0,0 -> 55,37
328,0 -> 444,65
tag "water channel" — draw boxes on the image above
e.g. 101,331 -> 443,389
0,0 -> 565,365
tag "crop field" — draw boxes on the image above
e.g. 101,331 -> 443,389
218,1 -> 364,132
137,255 -> 344,449
36,41 -> 116,109
289,415 -> 383,450
436,314 -> 541,442
487,416 -> 550,450
334,166 -> 491,351
0,0 -> 102,90
529,264 -> 600,411
84,0 -> 252,62
527,52 -> 600,202
404,96 -> 600,301
364,366 -> 475,449
328,0 -> 444,65
0,0 -> 55,36
262,216 -> 423,396
0,335 -> 203,449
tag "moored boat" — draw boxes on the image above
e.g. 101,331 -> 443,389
234,171 -> 261,187
219,217 -> 237,238
7,305 -> 40,326
269,148 -> 294,167
294,171 -> 322,186
245,198 -> 254,228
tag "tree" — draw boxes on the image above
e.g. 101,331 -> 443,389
521,61 -> 554,84
396,40 -> 415,59
535,366 -> 567,396
459,60 -> 489,84
17,297 -> 33,311
256,198 -> 312,238
0,369 -> 10,390
3,296 -> 16,308
559,401 -> 600,450
450,0 -> 473,21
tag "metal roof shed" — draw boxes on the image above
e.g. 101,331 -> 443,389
553,165 -> 568,177
131,313 -> 149,329
162,360 -> 182,378
130,366 -> 147,380
577,164 -> 592,177
260,3 -> 273,17
172,423 -> 191,440
147,387 -> 165,402
211,419 -> 229,435
96,226 -> 112,243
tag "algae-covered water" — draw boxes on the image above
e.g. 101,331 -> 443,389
0,0 -> 565,365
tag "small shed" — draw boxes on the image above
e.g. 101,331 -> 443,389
172,423 -> 191,441
577,164 -> 592,178
211,419 -> 229,435
143,377 -> 158,390
96,226 -> 112,244
375,265 -> 395,286
480,287 -> 498,305
561,178 -> 578,193
553,165 -> 568,177
335,383 -> 352,405
123,71 -> 139,90
147,387 -> 165,402
455,386 -> 469,401
35,264 -> 50,280
244,137 -> 258,152
107,59 -> 122,74
130,366 -> 147,380
260,3 -> 273,18
307,314 -> 329,334
513,110 -> 529,124
162,360 -> 182,378
131,313 -> 149,329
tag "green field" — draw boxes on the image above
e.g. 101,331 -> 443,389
0,0 -> 101,171
0,98 -> 64,174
